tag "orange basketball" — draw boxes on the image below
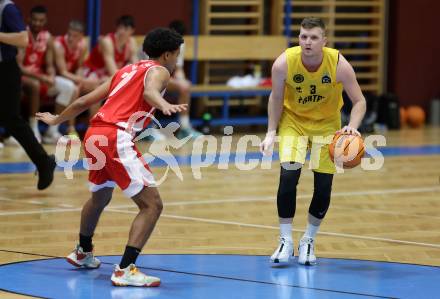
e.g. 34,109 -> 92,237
400,107 -> 408,127
406,106 -> 425,128
329,133 -> 365,169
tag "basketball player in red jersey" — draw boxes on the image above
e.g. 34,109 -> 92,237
54,20 -> 100,135
17,5 -> 78,143
36,28 -> 185,287
81,15 -> 138,117
82,15 -> 138,80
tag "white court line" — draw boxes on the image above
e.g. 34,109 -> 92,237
0,198 -> 438,249
0,197 -> 13,202
0,185 -> 439,217
105,208 -> 440,250
110,185 -> 440,209
27,200 -> 44,205
0,197 -> 59,207
58,204 -> 75,208
0,197 -> 45,206
331,206 -> 440,221
1,185 -> 438,211
1,185 -> 438,215
0,207 -> 82,216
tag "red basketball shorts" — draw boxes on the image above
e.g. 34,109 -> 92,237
83,125 -> 156,197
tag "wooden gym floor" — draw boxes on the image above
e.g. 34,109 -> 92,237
0,127 -> 439,298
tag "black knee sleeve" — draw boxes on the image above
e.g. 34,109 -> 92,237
309,172 -> 333,219
277,162 -> 302,218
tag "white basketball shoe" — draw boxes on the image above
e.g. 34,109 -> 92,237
111,264 -> 161,287
270,237 -> 294,263
298,236 -> 317,265
66,245 -> 101,269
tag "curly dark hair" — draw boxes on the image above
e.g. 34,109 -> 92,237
142,27 -> 183,59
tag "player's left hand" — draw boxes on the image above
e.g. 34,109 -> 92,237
161,103 -> 188,116
35,112 -> 59,125
336,125 -> 360,136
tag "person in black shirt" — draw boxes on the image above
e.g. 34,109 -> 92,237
0,0 -> 55,189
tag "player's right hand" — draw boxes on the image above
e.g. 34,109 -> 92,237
161,103 -> 188,116
260,130 -> 276,156
35,112 -> 59,125
336,125 -> 361,136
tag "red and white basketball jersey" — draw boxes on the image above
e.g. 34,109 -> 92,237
91,60 -> 167,133
55,34 -> 86,73
83,33 -> 131,75
109,32 -> 131,69
23,29 -> 50,74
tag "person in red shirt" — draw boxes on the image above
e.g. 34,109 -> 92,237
54,20 -> 100,135
17,5 -> 78,143
82,15 -> 138,80
81,15 -> 138,117
54,21 -> 87,79
36,28 -> 186,287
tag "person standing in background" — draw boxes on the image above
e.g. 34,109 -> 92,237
0,0 -> 55,189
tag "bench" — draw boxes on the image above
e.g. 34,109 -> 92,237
184,35 -> 286,126
189,85 -> 272,126
135,35 -> 287,127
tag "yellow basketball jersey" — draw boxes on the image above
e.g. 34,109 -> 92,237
283,46 -> 343,122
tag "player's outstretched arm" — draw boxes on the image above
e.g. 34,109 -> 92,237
36,79 -> 111,125
143,66 -> 187,116
336,54 -> 366,135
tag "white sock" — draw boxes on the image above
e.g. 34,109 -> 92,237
280,223 -> 292,241
179,115 -> 190,129
304,223 -> 320,239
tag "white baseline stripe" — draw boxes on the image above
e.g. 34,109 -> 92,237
105,208 -> 440,249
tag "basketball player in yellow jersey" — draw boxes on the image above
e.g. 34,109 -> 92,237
260,17 -> 366,265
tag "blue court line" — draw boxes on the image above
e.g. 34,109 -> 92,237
0,145 -> 439,174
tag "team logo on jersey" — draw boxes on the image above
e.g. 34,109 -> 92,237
293,74 -> 304,83
322,74 -> 331,84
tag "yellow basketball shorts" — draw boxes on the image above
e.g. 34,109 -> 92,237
278,112 -> 341,174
